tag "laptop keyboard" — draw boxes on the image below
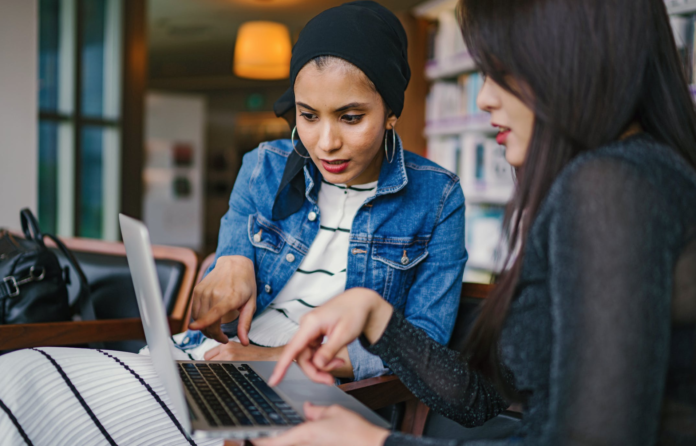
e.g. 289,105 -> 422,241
178,362 -> 304,428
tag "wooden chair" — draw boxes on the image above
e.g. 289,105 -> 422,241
0,236 -> 198,351
338,282 -> 494,436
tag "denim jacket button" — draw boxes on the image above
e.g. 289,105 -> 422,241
308,211 -> 317,221
401,255 -> 409,265
265,284 -> 272,294
285,253 -> 295,263
253,231 -> 262,242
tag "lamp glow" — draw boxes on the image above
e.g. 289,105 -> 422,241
234,21 -> 291,80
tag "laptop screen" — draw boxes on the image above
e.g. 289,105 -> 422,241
119,213 -> 191,433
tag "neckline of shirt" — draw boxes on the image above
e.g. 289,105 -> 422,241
321,179 -> 378,192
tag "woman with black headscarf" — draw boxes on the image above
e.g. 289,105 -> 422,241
0,3 -> 468,444
183,0 -> 466,384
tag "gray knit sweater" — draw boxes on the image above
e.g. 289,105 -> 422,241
369,134 -> 696,445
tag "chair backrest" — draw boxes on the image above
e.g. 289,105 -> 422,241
448,282 -> 492,352
408,282 -> 494,437
47,237 -> 198,352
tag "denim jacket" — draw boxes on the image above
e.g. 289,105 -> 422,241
184,136 -> 467,381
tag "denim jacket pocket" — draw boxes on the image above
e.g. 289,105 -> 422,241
372,239 -> 429,270
371,239 -> 429,307
248,214 -> 285,253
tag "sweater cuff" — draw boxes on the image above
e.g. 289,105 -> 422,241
384,432 -> 439,446
360,309 -> 406,358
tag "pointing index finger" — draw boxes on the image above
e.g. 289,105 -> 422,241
188,305 -> 223,330
269,324 -> 324,386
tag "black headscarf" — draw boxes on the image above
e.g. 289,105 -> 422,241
271,1 -> 410,221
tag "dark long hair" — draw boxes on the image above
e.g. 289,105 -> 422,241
458,0 -> 696,399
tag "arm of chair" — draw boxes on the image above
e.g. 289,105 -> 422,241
0,318 -> 183,351
338,375 -> 416,410
340,376 -> 430,436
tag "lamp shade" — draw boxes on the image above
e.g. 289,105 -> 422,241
234,21 -> 292,80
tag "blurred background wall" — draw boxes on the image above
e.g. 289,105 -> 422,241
0,0 -> 38,229
0,0 -> 534,282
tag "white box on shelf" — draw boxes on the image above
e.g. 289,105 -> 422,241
426,136 -> 460,175
670,15 -> 691,48
459,134 -> 514,205
484,139 -> 514,189
414,0 -> 459,20
423,8 -> 478,80
666,0 -> 696,15
460,133 -> 488,190
434,11 -> 466,61
425,52 -> 477,80
463,268 -> 493,284
465,205 -> 505,272
424,113 -> 493,136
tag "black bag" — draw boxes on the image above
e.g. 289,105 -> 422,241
0,208 -> 95,325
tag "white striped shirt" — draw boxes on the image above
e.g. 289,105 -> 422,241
243,180 -> 378,348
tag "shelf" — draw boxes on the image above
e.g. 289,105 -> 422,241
466,258 -> 498,271
424,113 -> 494,136
466,192 -> 511,206
426,52 -> 477,80
413,0 -> 458,20
666,0 -> 696,15
464,186 -> 512,205
462,268 -> 494,284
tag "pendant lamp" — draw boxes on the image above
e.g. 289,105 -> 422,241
234,21 -> 292,80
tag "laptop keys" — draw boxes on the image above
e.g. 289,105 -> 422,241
207,364 -> 254,426
180,362 -> 303,428
241,366 -> 303,425
216,364 -> 272,425
224,363 -> 303,426
179,365 -> 218,426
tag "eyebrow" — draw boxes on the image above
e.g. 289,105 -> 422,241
296,102 -> 368,113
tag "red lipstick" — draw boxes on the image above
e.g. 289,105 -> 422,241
321,159 -> 350,174
495,129 -> 510,145
492,124 -> 511,145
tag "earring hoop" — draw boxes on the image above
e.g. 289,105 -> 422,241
291,126 -> 310,159
384,127 -> 396,163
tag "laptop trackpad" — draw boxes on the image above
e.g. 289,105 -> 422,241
248,362 -> 389,427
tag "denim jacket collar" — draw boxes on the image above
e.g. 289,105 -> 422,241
373,134 -> 408,197
303,160 -> 321,205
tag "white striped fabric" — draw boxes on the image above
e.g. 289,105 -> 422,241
0,184 -> 378,445
0,347 -> 222,446
243,180 -> 377,348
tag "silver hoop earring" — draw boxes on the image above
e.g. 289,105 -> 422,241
291,126 -> 310,159
384,127 -> 396,163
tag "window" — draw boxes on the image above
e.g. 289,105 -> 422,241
38,0 -> 122,240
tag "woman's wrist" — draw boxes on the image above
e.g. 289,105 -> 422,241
217,254 -> 254,270
361,289 -> 394,345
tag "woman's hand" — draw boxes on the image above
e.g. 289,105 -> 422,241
252,402 -> 389,446
188,255 -> 257,345
203,343 -> 284,361
269,288 -> 393,386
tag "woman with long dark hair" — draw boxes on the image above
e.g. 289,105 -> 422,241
0,3 -> 467,445
259,0 -> 696,444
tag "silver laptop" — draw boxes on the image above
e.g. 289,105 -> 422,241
119,214 -> 389,440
